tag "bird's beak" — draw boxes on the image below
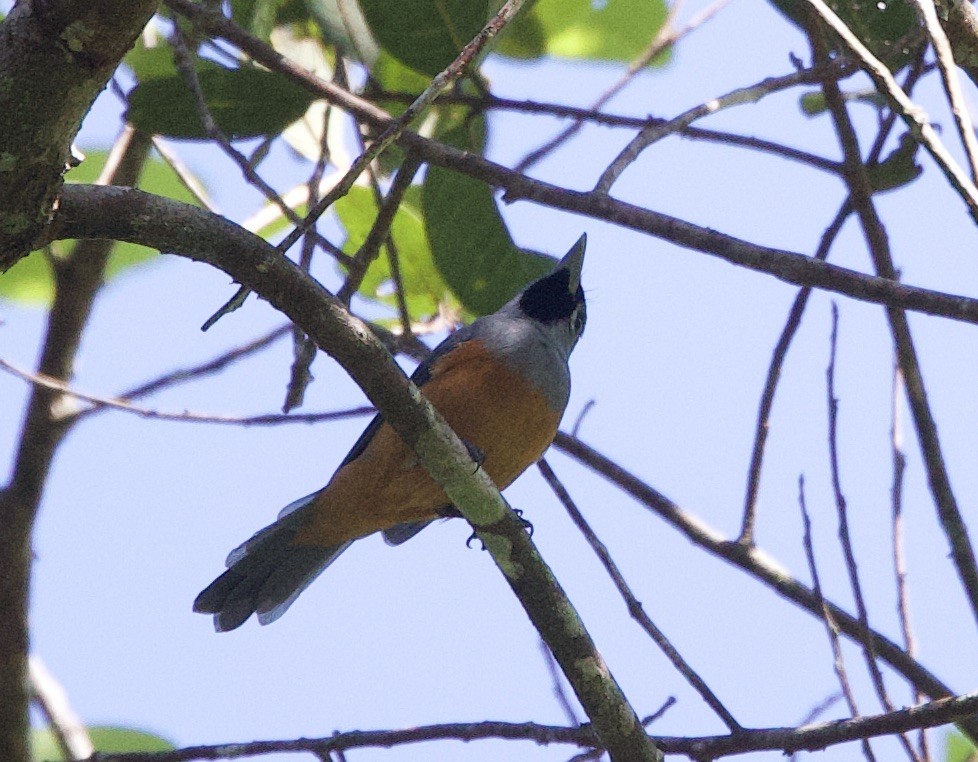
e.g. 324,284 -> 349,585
558,233 -> 586,293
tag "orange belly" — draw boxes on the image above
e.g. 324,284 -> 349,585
293,340 -> 563,548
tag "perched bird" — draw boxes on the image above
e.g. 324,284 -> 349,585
194,234 -> 587,631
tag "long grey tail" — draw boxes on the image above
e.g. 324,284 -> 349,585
193,492 -> 351,632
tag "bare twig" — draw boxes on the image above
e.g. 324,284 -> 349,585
890,365 -> 929,760
29,656 -> 94,761
85,691 -> 978,761
337,152 -> 423,305
538,459 -> 743,733
813,24 -> 978,635
538,640 -> 581,726
152,138 -> 218,212
268,0 -> 532,264
798,474 -> 876,762
911,0 -> 978,184
737,50 -> 927,547
802,0 -> 978,223
167,28 -> 337,263
0,356 -> 374,426
515,0 -> 729,172
594,62 -> 851,193
552,431 -> 978,744
826,305 -> 919,761
73,325 -> 292,423
374,89 -> 842,173
283,96 -> 336,415
738,200 -> 852,545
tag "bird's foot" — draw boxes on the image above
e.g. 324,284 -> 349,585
465,508 -> 533,549
462,439 -> 486,473
513,508 -> 534,537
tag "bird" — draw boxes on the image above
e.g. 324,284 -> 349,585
194,234 -> 587,631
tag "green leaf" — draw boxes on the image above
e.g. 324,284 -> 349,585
800,87 -> 888,116
947,730 -> 978,762
0,149 -> 203,306
359,0 -> 489,76
421,129 -> 553,315
124,38 -> 178,82
31,725 -> 174,761
867,132 -> 922,192
497,0 -> 669,63
335,186 -> 454,320
0,251 -> 55,305
231,0 -> 312,38
125,64 -> 317,140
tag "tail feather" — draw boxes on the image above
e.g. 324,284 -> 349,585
193,492 -> 350,632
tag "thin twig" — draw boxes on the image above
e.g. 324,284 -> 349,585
813,22 -> 978,636
337,152 -> 423,305
798,474 -> 877,762
890,364 -> 929,761
911,0 -> 978,184
0,356 -> 374,426
738,200 -> 852,545
71,325 -> 291,423
270,0 -> 531,264
374,89 -> 842,173
515,0 -> 729,172
283,98 -> 335,414
29,656 -> 94,761
551,431 -> 978,744
151,137 -> 219,213
538,459 -> 743,733
788,693 -> 845,762
538,640 -> 581,726
802,0 -> 978,224
594,61 -> 851,193
826,305 -> 919,761
167,28 -> 337,264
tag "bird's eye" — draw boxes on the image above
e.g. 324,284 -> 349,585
573,307 -> 586,334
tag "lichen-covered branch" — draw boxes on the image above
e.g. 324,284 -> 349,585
53,183 -> 661,762
0,0 -> 158,270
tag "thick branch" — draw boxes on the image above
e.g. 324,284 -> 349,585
52,184 -> 659,762
0,0 -> 158,269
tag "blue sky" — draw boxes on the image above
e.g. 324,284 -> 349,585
3,1 -> 978,760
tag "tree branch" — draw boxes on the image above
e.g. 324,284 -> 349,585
0,0 -> 158,269
553,432 -> 978,744
52,183 -> 660,762
0,126 -> 152,762
161,0 -> 978,327
87,691 -> 978,761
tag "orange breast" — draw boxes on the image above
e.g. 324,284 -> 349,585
293,340 -> 563,548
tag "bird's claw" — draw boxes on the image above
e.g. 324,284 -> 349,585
464,508 -> 533,550
513,508 -> 534,536
462,439 -> 486,473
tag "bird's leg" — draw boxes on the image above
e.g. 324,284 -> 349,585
461,439 -> 486,473
465,508 -> 533,549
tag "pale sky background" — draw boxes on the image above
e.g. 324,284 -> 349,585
3,1 -> 978,760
